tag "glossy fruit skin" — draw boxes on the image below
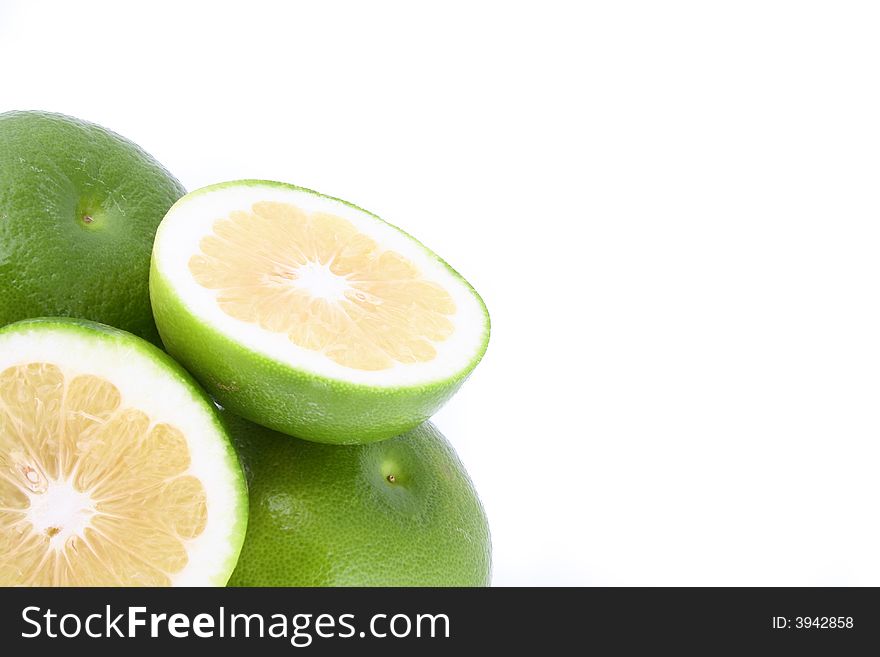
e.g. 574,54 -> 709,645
0,111 -> 185,346
150,180 -> 490,444
225,413 -> 491,587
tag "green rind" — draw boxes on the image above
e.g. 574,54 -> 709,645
0,317 -> 249,585
0,111 -> 186,346
225,413 -> 492,586
151,180 -> 490,444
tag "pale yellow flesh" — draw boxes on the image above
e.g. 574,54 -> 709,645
0,363 -> 207,586
188,201 -> 456,371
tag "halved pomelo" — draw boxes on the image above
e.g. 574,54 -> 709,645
0,318 -> 247,586
150,180 -> 490,444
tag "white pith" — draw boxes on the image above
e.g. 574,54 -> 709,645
0,327 -> 244,586
291,261 -> 351,302
25,477 -> 95,551
153,183 -> 488,387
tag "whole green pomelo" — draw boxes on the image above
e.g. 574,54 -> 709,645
225,413 -> 491,586
0,111 -> 185,345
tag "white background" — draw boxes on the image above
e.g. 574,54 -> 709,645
3,1 -> 880,586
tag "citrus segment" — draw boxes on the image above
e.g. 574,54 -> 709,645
188,201 -> 456,371
151,180 -> 490,444
0,319 -> 247,586
0,363 -> 206,586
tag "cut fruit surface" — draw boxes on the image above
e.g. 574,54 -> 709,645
0,319 -> 247,586
189,202 -> 456,371
151,181 -> 490,444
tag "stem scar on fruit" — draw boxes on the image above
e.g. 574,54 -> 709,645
82,214 -> 94,224
386,474 -> 396,484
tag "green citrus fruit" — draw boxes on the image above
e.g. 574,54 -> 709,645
225,413 -> 491,586
150,180 -> 490,444
0,111 -> 185,346
0,318 -> 247,586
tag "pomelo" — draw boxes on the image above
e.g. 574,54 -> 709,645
225,413 -> 491,586
0,111 -> 185,346
0,318 -> 247,586
150,180 -> 489,444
